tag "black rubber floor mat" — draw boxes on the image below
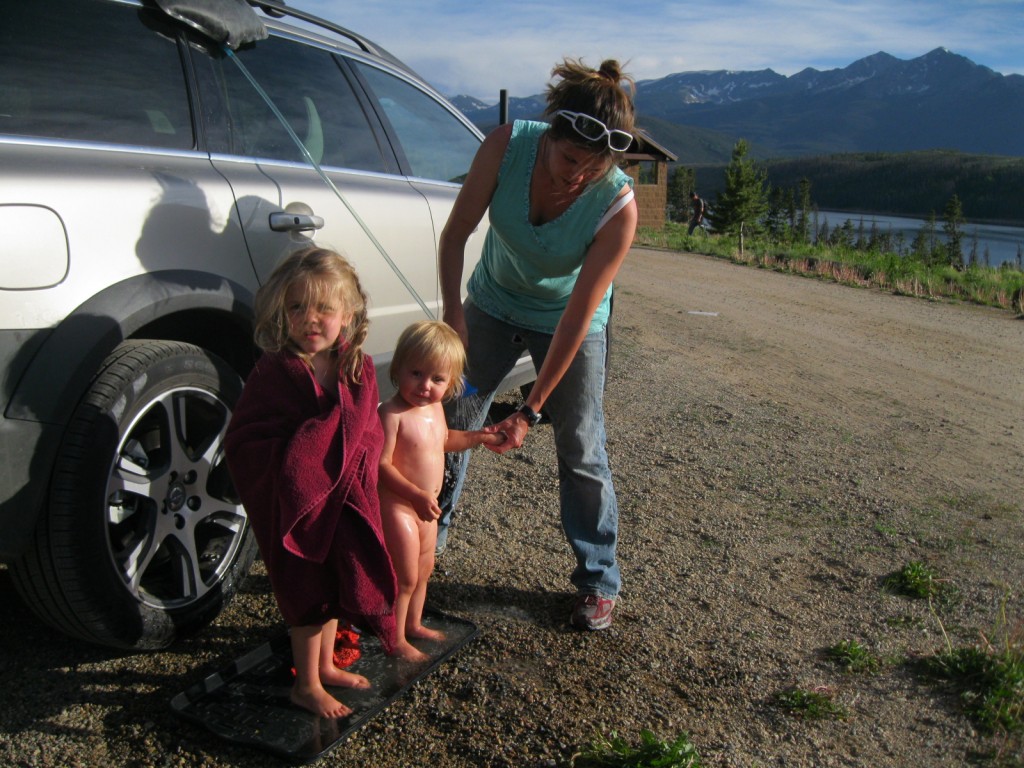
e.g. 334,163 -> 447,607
171,612 -> 478,763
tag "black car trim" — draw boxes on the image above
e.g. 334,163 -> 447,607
7,270 -> 255,428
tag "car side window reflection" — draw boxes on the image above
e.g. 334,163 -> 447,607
353,63 -> 480,183
0,1 -> 192,150
200,36 -> 388,173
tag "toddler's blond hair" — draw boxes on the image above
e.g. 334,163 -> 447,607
389,320 -> 467,401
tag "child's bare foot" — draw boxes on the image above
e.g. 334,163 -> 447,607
408,625 -> 446,643
320,666 -> 371,690
389,639 -> 430,662
290,683 -> 353,719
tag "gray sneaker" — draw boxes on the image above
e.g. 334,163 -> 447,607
571,594 -> 615,631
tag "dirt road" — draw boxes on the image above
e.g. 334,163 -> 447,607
1,246 -> 1021,767
614,248 -> 1023,503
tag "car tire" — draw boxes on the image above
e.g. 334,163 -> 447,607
10,340 -> 257,650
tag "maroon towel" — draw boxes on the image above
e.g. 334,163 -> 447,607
225,351 -> 396,649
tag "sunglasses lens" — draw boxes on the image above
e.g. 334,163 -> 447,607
572,114 -> 607,141
609,132 -> 632,151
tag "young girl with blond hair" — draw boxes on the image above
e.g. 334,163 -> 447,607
226,246 -> 397,718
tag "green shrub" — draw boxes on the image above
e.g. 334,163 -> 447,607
882,561 -> 961,610
775,686 -> 847,720
827,639 -> 881,674
919,643 -> 1024,736
570,730 -> 703,768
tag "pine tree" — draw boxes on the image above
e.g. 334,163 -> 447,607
766,187 -> 787,240
795,178 -> 812,243
784,188 -> 797,234
817,218 -> 830,246
710,139 -> 768,237
942,194 -> 965,269
912,213 -> 939,265
833,219 -> 855,250
667,166 -> 696,223
855,218 -> 867,250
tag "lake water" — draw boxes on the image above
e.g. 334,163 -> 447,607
817,210 -> 1024,268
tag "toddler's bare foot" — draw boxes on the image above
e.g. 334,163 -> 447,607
408,625 -> 446,643
389,639 -> 430,662
290,682 -> 352,719
320,666 -> 371,690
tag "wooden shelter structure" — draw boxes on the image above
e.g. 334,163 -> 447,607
619,129 -> 677,230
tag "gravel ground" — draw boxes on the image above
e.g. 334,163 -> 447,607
2,246 -> 1022,767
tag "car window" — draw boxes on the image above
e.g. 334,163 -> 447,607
196,35 -> 388,173
353,63 -> 480,184
0,1 -> 193,150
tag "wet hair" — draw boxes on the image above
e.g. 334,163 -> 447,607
544,58 -> 636,157
253,246 -> 370,383
389,320 -> 467,401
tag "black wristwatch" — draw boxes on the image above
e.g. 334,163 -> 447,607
518,404 -> 542,427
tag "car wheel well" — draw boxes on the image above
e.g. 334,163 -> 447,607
132,308 -> 258,377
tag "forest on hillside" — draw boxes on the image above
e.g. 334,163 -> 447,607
686,151 -> 1024,225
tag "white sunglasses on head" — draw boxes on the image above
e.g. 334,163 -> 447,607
555,109 -> 633,152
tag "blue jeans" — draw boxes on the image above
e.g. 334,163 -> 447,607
440,300 -> 621,598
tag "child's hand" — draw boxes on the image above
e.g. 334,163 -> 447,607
412,490 -> 442,522
483,431 -> 507,446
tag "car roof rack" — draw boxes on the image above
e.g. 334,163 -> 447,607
246,0 -> 413,75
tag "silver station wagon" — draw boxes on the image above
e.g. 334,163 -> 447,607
0,0 -> 529,650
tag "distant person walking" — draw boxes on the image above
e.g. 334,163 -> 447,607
688,191 -> 706,235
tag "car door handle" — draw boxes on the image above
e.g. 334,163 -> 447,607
269,211 -> 325,232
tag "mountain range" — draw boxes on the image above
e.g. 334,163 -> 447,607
452,48 -> 1024,163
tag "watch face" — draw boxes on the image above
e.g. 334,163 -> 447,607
520,405 -> 541,425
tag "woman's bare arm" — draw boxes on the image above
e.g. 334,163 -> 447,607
438,123 -> 512,345
487,195 -> 638,453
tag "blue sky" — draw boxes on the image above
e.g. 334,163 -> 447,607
300,0 -> 1024,101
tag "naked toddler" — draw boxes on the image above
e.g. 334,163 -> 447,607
378,320 -> 505,662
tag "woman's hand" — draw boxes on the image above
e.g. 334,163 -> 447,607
483,414 -> 528,454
